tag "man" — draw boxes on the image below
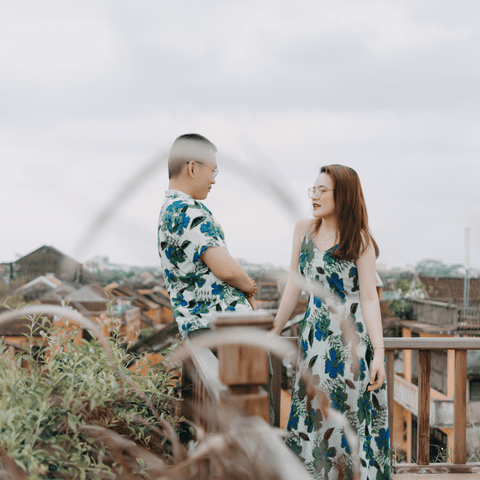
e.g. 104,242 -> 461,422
158,133 -> 256,339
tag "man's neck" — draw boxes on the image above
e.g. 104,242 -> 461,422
168,180 -> 192,197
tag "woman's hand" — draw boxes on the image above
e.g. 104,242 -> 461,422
247,296 -> 258,310
367,352 -> 386,392
267,326 -> 281,338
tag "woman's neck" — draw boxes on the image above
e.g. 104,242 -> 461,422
319,217 -> 338,233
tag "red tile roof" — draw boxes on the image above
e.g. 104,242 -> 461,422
419,275 -> 480,303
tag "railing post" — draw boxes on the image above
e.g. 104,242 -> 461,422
454,349 -> 467,464
212,311 -> 274,424
385,348 -> 395,465
417,350 -> 431,465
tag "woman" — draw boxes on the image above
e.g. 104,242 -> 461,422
271,165 -> 390,480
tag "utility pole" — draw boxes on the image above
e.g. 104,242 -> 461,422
463,227 -> 471,321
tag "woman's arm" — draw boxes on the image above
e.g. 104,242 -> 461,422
357,241 -> 385,391
271,219 -> 311,335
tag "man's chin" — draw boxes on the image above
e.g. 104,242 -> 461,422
193,193 -> 208,201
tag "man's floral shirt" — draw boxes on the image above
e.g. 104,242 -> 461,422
158,190 -> 251,338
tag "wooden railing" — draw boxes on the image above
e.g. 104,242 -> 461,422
182,311 -> 278,428
392,373 -> 454,428
182,313 -> 480,477
384,337 -> 480,475
181,311 -> 312,480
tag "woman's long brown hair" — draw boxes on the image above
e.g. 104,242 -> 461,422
312,164 -> 379,261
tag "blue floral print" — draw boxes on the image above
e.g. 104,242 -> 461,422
193,245 -> 208,263
325,348 -> 345,379
200,221 -> 222,238
330,386 -> 348,412
327,273 -> 346,301
158,190 -> 251,338
341,434 -> 351,454
285,225 -> 390,479
314,315 -> 330,341
375,428 -> 390,453
164,211 -> 190,235
313,296 -> 322,307
301,339 -> 309,360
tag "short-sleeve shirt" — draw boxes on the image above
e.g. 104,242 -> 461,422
158,189 -> 251,338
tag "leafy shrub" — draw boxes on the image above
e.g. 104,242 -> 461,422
0,318 -> 182,479
389,298 -> 414,320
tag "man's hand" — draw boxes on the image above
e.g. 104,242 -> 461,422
247,297 -> 258,310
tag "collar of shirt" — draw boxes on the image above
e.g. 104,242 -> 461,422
165,189 -> 192,200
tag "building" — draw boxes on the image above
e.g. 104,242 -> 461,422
15,274 -> 64,302
416,275 -> 480,304
14,245 -> 96,283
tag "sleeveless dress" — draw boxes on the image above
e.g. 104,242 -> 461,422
285,231 -> 391,480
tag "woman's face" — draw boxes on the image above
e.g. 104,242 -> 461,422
311,173 -> 335,219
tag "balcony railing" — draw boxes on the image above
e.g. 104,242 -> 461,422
393,373 -> 454,428
385,337 -> 480,475
182,312 -> 480,478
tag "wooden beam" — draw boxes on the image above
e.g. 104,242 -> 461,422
417,350 -> 431,465
394,461 -> 480,474
384,337 -> 480,350
453,350 -> 467,464
386,348 -> 395,465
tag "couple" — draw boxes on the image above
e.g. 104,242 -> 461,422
158,133 -> 390,480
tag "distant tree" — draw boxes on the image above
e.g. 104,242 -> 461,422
101,269 -> 135,284
415,259 -> 465,277
378,270 -> 414,290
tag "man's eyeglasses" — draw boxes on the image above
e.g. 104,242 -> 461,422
187,161 -> 218,179
308,186 -> 334,198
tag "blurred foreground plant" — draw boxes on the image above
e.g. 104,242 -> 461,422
0,316 -> 182,480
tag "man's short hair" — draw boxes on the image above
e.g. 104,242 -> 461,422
168,133 -> 217,179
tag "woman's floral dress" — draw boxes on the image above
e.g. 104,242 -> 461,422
285,232 -> 391,480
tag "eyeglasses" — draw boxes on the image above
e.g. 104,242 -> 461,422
187,161 -> 218,179
308,186 -> 334,198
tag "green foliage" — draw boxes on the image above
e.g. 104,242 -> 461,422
138,326 -> 155,340
415,258 -> 464,277
430,444 -> 450,463
389,279 -> 424,320
389,298 -> 414,319
0,278 -> 26,308
0,319 -> 182,479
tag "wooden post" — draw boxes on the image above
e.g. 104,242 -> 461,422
453,349 -> 467,464
271,354 -> 282,427
211,311 -> 274,423
385,348 -> 395,464
417,350 -> 431,465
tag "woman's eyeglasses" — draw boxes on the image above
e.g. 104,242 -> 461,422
308,186 -> 333,198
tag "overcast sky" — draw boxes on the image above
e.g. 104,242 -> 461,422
1,0 -> 479,271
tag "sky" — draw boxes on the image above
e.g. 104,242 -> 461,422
1,0 -> 480,271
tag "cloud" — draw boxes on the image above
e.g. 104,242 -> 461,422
1,0 -> 480,270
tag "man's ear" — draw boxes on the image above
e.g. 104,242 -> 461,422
185,161 -> 195,178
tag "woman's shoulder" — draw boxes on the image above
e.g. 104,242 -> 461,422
294,218 -> 314,237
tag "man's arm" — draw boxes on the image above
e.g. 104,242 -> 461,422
201,246 -> 255,295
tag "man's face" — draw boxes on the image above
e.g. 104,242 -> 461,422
191,150 -> 217,200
